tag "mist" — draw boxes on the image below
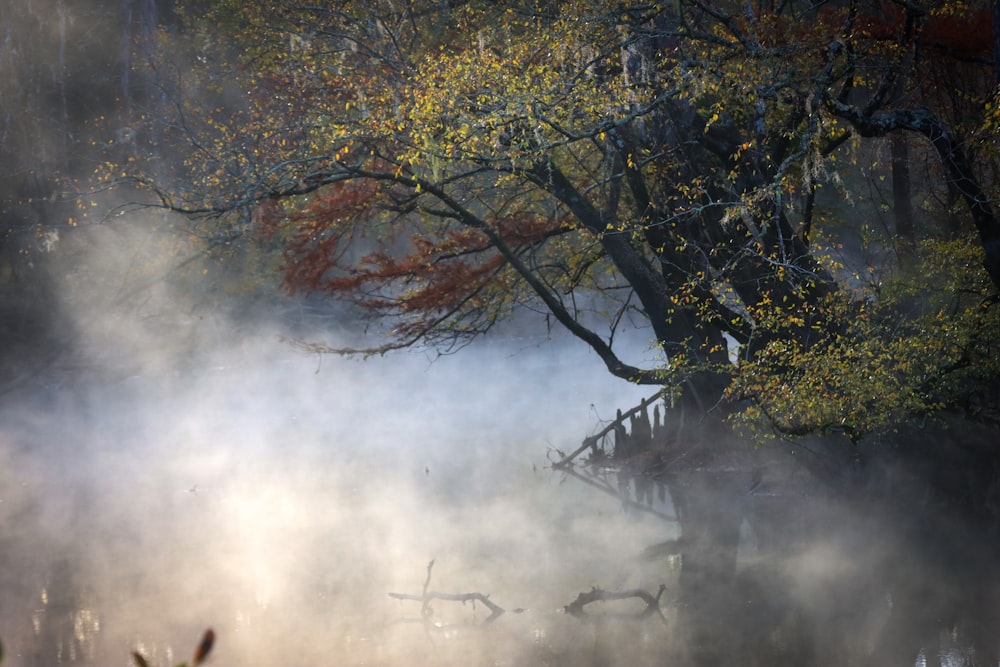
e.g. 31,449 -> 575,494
4,2 -> 1000,665
0,3 -> 676,661
0,212 -> 675,667
3,217 -> 999,667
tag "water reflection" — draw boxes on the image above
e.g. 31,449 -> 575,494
11,477 -> 997,667
2,357 -> 999,666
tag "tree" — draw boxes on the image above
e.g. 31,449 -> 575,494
85,4 -> 1000,663
91,0 -> 1000,442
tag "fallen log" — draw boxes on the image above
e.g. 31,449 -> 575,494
563,585 -> 667,623
388,560 -> 505,625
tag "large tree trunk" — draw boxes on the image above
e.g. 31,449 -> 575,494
668,468 -> 747,666
656,401 -> 752,666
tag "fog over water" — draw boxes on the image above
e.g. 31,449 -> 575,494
3,232 -> 1000,667
3,223 -> 998,667
1,0 -> 679,656
5,2 -> 1000,665
0,255 -> 672,666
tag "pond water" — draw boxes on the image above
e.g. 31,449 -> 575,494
1,335 -> 998,667
1,335 -> 663,666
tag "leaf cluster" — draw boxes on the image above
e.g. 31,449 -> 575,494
92,0 -> 1000,437
732,234 -> 1000,439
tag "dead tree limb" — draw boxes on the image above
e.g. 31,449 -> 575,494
388,560 -> 505,625
564,585 -> 667,623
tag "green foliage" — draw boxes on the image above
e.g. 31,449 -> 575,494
92,0 -> 1000,440
731,234 -> 1000,439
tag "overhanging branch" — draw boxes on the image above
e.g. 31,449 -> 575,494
348,165 -> 666,384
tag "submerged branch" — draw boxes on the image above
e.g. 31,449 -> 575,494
388,560 -> 505,625
564,585 -> 667,623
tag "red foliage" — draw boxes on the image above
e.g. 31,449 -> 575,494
271,187 -> 562,323
856,3 -> 993,58
922,7 -> 994,58
298,180 -> 382,226
492,211 -> 566,245
749,3 -> 993,59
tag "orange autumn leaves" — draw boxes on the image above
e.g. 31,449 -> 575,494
262,180 -> 567,337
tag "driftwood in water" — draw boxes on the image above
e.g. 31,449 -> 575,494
388,560 -> 505,625
564,585 -> 667,623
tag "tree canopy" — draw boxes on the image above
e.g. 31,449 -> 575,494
91,0 -> 1000,440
